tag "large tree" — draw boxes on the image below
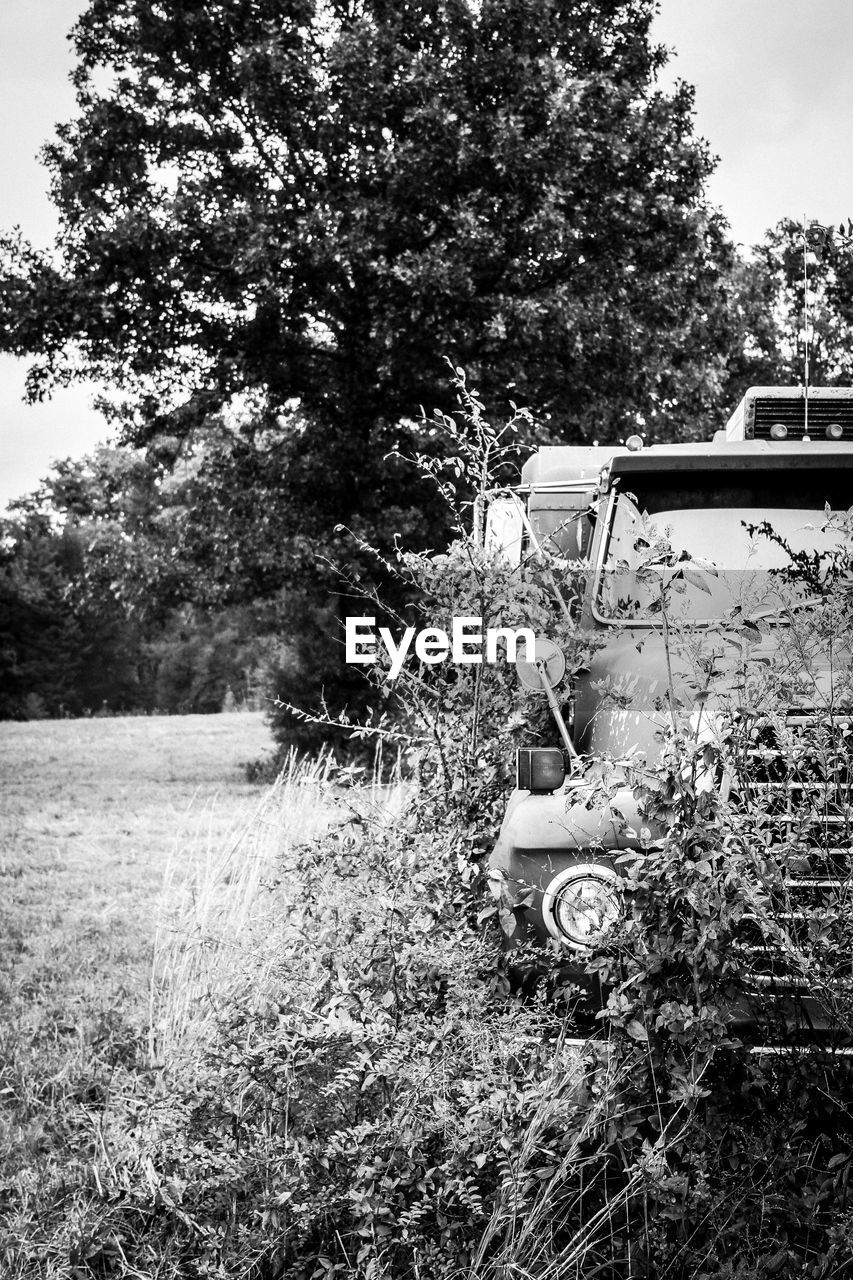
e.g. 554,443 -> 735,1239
0,0 -> 747,732
1,0 -> 738,449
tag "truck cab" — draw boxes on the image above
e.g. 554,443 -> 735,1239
488,387 -> 853,1035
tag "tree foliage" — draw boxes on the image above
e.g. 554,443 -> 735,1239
1,0 -> 737,448
0,449 -> 277,718
7,5 -> 853,729
0,0 -> 749,653
0,0 -> 778,728
731,216 -> 853,391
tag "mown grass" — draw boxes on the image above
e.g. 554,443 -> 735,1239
0,712 -> 275,1012
0,713 -> 276,1271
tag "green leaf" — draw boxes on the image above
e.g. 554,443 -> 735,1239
682,568 -> 712,594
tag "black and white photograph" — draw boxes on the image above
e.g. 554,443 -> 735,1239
3,2 -> 853,1275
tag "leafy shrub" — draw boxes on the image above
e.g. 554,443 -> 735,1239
71,809 -> 590,1278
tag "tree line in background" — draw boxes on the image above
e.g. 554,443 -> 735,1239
2,0 -> 852,732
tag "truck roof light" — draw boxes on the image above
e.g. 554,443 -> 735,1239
827,422 -> 844,439
625,434 -> 643,452
769,422 -> 788,440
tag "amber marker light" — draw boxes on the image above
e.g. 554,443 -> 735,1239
769,422 -> 788,440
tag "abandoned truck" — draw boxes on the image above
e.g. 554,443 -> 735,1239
486,385 -> 853,1040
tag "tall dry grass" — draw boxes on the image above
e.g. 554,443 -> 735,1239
149,747 -> 407,1062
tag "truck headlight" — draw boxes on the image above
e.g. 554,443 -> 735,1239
542,864 -> 622,949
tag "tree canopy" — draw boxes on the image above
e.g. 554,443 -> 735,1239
0,0 -> 802,732
0,448 -> 282,719
2,0 -> 738,450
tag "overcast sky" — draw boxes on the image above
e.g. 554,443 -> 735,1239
1,0 -> 853,509
654,0 -> 853,246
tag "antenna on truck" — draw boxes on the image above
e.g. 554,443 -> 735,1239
803,213 -> 811,437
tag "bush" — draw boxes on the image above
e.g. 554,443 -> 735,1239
77,807 -> 590,1278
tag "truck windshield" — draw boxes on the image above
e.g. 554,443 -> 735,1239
595,468 -> 851,623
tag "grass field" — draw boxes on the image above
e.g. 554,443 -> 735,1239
0,711 -> 414,1276
0,712 -> 280,1265
0,712 -> 275,1012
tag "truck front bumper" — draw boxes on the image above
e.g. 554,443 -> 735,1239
490,782 -> 853,1049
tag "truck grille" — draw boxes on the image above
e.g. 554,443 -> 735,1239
730,710 -> 853,995
751,396 -> 853,440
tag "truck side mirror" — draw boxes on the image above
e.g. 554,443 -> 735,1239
514,637 -> 566,691
514,638 -> 580,768
485,495 -> 524,565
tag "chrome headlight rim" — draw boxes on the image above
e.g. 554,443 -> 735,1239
542,862 -> 622,950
